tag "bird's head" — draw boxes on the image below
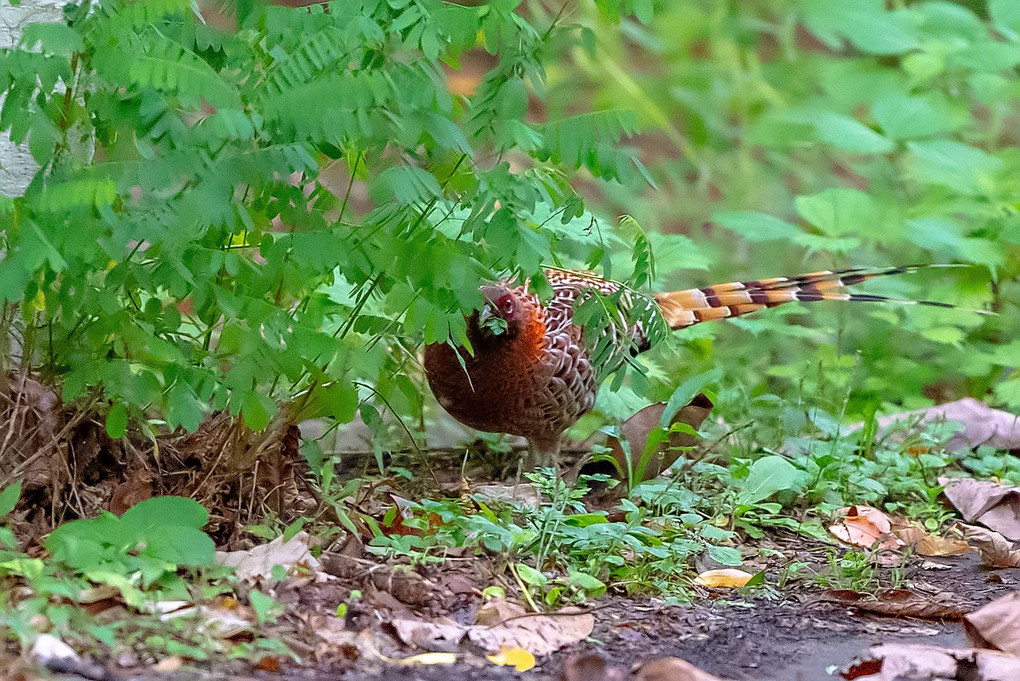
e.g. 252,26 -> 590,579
475,284 -> 526,339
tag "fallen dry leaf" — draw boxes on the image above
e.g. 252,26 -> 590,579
216,531 -> 321,582
965,591 -> 1020,655
826,588 -> 968,620
160,601 -> 253,639
829,506 -> 903,551
393,652 -> 459,666
391,600 -> 594,658
390,618 -> 465,653
605,394 -> 714,482
152,656 -> 184,672
943,478 -> 1020,541
634,657 -> 728,681
841,643 -> 1020,680
486,646 -> 536,672
847,398 -> 1020,452
962,525 -> 1020,568
693,569 -> 755,588
895,525 -> 971,556
468,602 -> 595,656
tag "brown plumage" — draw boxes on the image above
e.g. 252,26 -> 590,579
424,265 -> 962,469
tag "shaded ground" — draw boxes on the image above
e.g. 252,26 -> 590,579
259,550 -> 1013,681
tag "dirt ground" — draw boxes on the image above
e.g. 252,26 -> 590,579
242,548 -> 1012,681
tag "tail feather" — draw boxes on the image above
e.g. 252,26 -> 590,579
654,265 -> 982,331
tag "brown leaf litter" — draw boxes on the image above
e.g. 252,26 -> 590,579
847,397 -> 1020,452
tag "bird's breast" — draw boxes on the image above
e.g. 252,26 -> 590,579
424,324 -> 597,440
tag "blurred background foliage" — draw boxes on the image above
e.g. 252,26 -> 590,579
554,0 -> 1020,449
0,0 -> 1015,458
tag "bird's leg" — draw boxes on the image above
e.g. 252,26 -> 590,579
525,436 -> 562,473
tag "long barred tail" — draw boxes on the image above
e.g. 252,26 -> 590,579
653,265 -> 981,331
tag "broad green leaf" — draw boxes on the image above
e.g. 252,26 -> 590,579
872,93 -> 960,140
661,367 -> 722,429
812,113 -> 893,154
20,23 -> 85,57
990,0 -> 1020,41
142,525 -> 215,567
121,496 -> 209,531
996,377 -> 1020,408
242,392 -> 277,432
105,403 -> 128,439
515,563 -> 547,587
736,456 -> 801,505
0,481 -> 21,518
798,0 -> 918,55
713,212 -> 801,242
794,188 -> 882,237
906,140 -> 1001,195
706,545 -> 743,567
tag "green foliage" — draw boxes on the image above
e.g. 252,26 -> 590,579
0,494 -> 283,661
46,497 -> 215,586
0,0 -> 1014,465
0,0 -> 653,439
554,0 -> 1017,439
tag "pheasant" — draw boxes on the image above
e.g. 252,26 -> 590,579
424,266 -> 960,470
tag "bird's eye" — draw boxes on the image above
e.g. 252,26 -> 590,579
500,296 -> 515,315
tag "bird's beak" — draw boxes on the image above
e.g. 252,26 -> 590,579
478,304 -> 495,326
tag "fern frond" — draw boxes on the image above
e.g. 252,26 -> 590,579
126,33 -> 238,108
262,27 -> 352,97
100,0 -> 193,27
540,110 -> 650,185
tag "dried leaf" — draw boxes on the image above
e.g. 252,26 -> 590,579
965,591 -> 1020,655
827,588 -> 968,620
605,394 -> 714,482
848,398 -> 1020,452
487,647 -> 536,671
390,618 -> 465,653
894,525 -> 971,556
391,600 -> 594,658
216,532 -> 320,582
943,479 -> 1020,541
395,652 -> 459,666
962,525 -> 1020,568
634,657 -> 728,681
841,643 -> 1020,681
829,506 -> 903,551
693,569 -> 754,588
468,610 -> 594,656
152,657 -> 184,672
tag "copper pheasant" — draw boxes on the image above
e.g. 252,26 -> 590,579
424,266 -> 957,469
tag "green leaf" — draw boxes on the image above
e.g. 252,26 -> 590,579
990,0 -> 1020,41
515,563 -> 547,587
121,496 -> 209,530
20,23 -> 84,57
812,113 -> 894,154
794,188 -> 882,237
142,525 -> 215,567
661,367 -> 722,429
105,403 -> 128,439
799,0 -> 918,55
906,140 -> 1001,195
713,212 -> 801,242
567,571 -> 606,593
249,589 -> 280,624
242,392 -> 277,432
736,456 -> 801,506
872,93 -> 960,140
0,481 -> 22,518
706,545 -> 743,567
